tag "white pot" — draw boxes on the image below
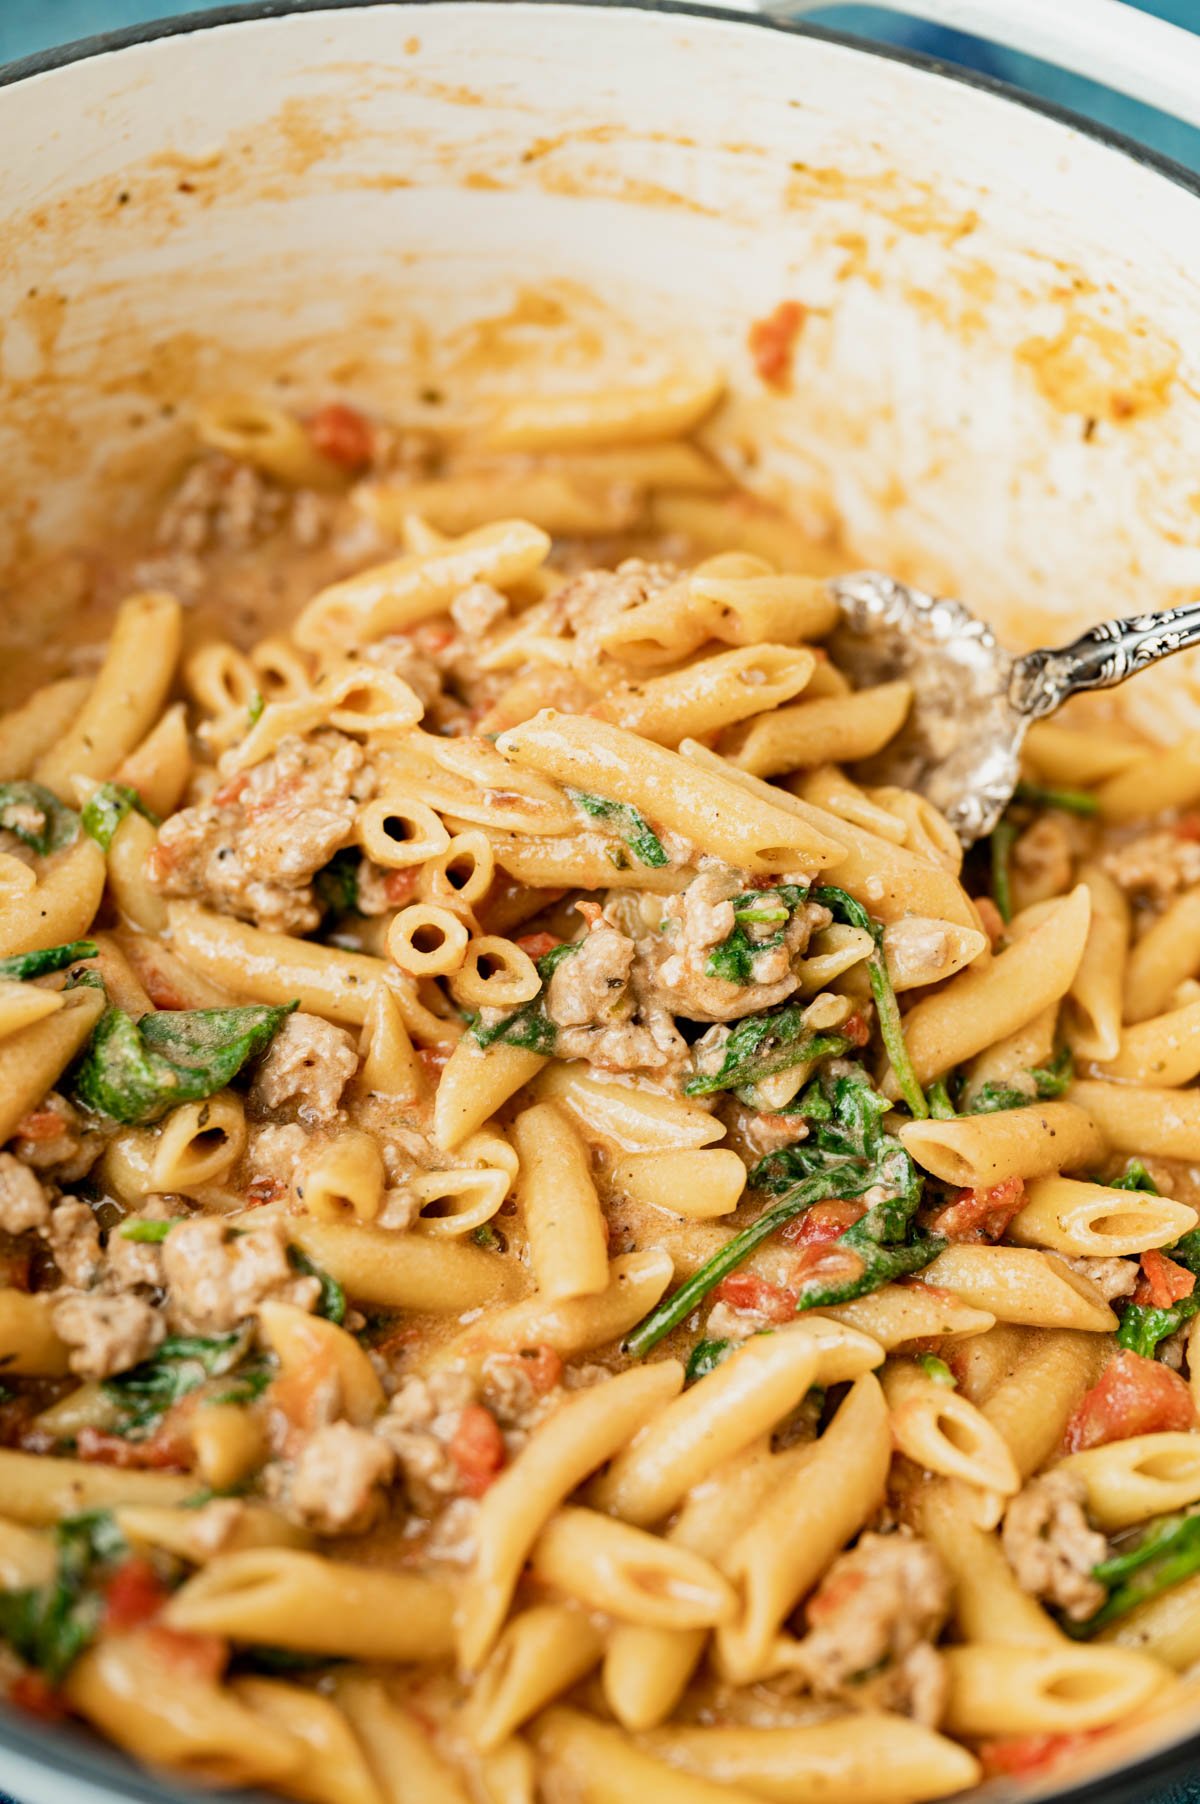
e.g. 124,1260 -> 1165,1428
1,5 -> 1200,1799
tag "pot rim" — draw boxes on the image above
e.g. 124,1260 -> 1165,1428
0,3 -> 1199,1802
1,0 -> 1199,206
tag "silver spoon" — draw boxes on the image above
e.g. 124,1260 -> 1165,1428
824,572 -> 1200,845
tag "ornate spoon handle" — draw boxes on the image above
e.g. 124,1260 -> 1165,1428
1011,603 -> 1200,721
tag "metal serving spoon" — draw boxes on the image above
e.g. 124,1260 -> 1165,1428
825,572 -> 1200,845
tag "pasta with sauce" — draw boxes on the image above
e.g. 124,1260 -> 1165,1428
0,375 -> 1197,1802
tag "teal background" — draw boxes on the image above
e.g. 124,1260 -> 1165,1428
0,3 -> 1197,1803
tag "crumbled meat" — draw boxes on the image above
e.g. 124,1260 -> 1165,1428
374,1370 -> 476,1515
362,637 -> 447,712
11,1094 -> 100,1184
480,1348 -> 564,1437
156,455 -> 286,555
161,1217 -> 319,1333
1104,832 -> 1200,905
1062,1256 -> 1140,1301
51,1291 -> 166,1379
249,1013 -> 359,1125
450,582 -> 510,640
1002,1471 -> 1108,1623
881,918 -> 961,991
273,1421 -> 396,1535
45,1199 -> 103,1290
375,1187 -> 421,1231
794,1530 -> 951,1725
149,732 -> 375,934
245,1123 -> 311,1203
423,1495 -> 479,1565
542,920 -> 686,1073
654,876 -> 825,1022
0,1156 -> 50,1235
1012,816 -> 1075,906
104,1199 -> 190,1289
557,558 -> 681,649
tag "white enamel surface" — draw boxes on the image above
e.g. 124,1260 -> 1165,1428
2,3 -> 1199,741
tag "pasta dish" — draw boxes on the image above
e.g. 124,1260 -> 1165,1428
2,360 -> 1200,1802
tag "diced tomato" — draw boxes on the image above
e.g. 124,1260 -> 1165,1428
714,1272 -> 797,1323
245,1175 -> 285,1208
421,624 -> 456,654
841,1011 -> 870,1049
980,1731 -> 1104,1778
450,1404 -> 506,1498
1173,812 -> 1200,843
514,1345 -> 564,1394
780,1200 -> 866,1246
514,931 -> 560,960
1135,1248 -> 1196,1308
141,975 -> 188,1011
103,1557 -> 168,1632
143,1625 -> 229,1683
0,1247 -> 32,1291
931,1176 -> 1026,1243
806,1567 -> 867,1624
8,1671 -> 67,1720
13,1108 -> 66,1143
417,1043 -> 452,1080
383,867 -> 421,906
974,896 -> 1006,948
792,1244 -> 867,1289
306,401 -> 375,471
267,1349 -> 337,1442
748,301 -> 806,387
1064,1350 -> 1195,1454
244,772 -> 303,821
210,771 -> 250,808
76,1426 -> 192,1471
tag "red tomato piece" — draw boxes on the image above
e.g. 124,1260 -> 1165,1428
1135,1248 -> 1196,1308
980,1731 -> 1103,1777
12,1108 -> 66,1143
1064,1350 -> 1195,1453
513,932 -> 560,960
841,1012 -> 870,1048
931,1176 -> 1026,1243
76,1426 -> 191,1471
307,401 -> 375,470
450,1404 -> 506,1498
974,897 -> 1006,947
780,1200 -> 866,1246
714,1272 -> 797,1323
383,868 -> 420,906
1173,812 -> 1200,842
747,301 -> 806,387
103,1557 -> 168,1633
8,1671 -> 67,1720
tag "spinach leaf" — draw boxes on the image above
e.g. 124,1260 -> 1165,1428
0,940 -> 98,983
919,1353 -> 956,1388
1112,1162 -> 1160,1195
74,1001 -> 296,1125
1066,1512 -> 1200,1637
472,1223 -> 502,1250
119,1219 -> 174,1244
0,783 -> 78,856
684,1008 -> 850,1098
289,1247 -> 346,1324
627,1069 -> 937,1358
705,885 -> 808,987
810,886 -> 927,1119
685,1338 -> 733,1382
103,1332 -> 251,1436
81,783 -> 159,852
315,848 -> 360,915
926,1079 -> 957,1120
0,1510 -> 129,1683
247,691 -> 265,728
1013,780 -> 1099,818
470,941 -> 578,1053
989,817 -> 1017,924
969,1046 -> 1074,1114
569,791 -> 667,867
1117,1295 -> 1200,1360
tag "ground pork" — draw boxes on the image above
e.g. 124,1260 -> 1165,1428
10,1093 -> 100,1184
1104,832 -> 1200,905
450,582 -> 510,641
161,1217 -> 319,1333
244,1122 -> 311,1206
654,876 -> 825,1022
0,1155 -> 50,1236
149,731 -> 375,934
361,637 -> 446,713
51,1290 -> 166,1379
794,1530 -> 951,1725
1012,816 -> 1076,908
249,1013 -> 359,1125
104,1199 -> 190,1290
44,1199 -> 103,1290
156,455 -> 287,555
274,1421 -> 396,1535
543,922 -> 686,1073
1062,1256 -> 1140,1302
555,558 -> 681,657
1002,1471 -> 1109,1623
374,1370 -> 476,1515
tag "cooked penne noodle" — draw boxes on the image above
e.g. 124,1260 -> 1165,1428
1096,732 -> 1200,822
534,1064 -> 725,1152
529,1507 -> 736,1628
1091,996 -> 1200,1087
1124,886 -> 1200,1024
900,1101 -> 1104,1188
609,1148 -> 745,1218
0,1448 -> 194,1521
721,680 -> 912,777
1067,864 -> 1130,1061
882,1360 -> 1019,1494
941,1643 -> 1166,1737
1071,1078 -> 1200,1160
0,984 -> 105,1143
1058,1433 -> 1200,1531
1009,1176 -> 1197,1257
484,369 -> 723,451
531,1707 -> 765,1804
597,645 -> 816,745
512,1102 -> 609,1301
916,1482 -> 1062,1647
976,1330 -> 1110,1480
919,1246 -> 1117,1332
232,1677 -> 385,1804
281,1215 -> 523,1313
0,675 -> 91,781
466,1604 -> 604,1751
0,836 -> 106,959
